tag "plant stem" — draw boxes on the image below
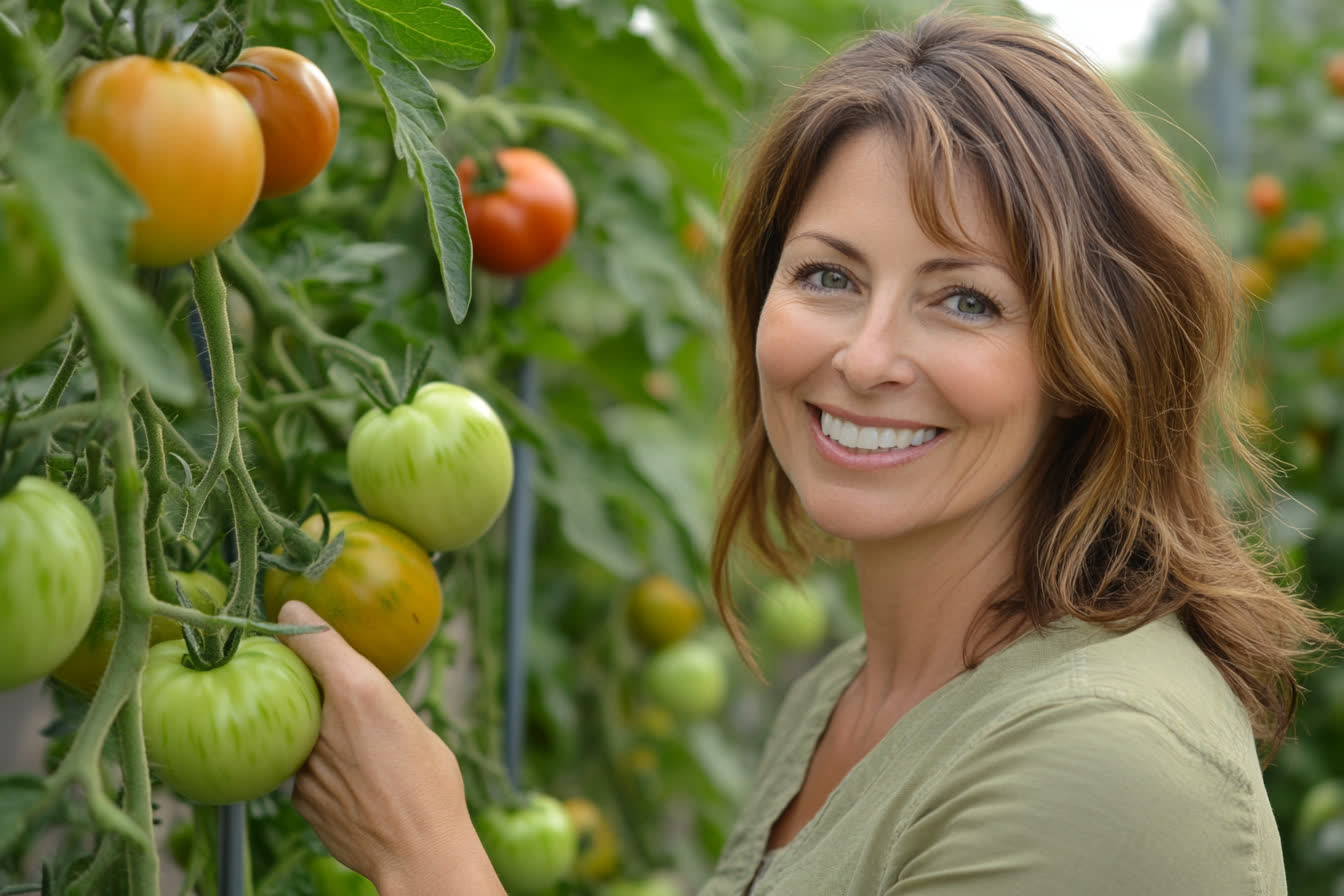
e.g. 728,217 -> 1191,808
116,685 -> 160,893
35,330 -> 87,413
180,253 -> 239,541
31,334 -> 156,855
216,240 -> 401,404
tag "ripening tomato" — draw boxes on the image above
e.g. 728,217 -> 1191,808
0,191 -> 75,370
221,47 -> 340,199
626,573 -> 703,650
456,147 -> 577,276
563,797 -> 620,882
141,636 -> 321,804
476,793 -> 579,895
347,382 -> 514,553
53,569 -> 228,696
262,511 -> 442,678
0,476 -> 104,691
63,55 -> 264,266
1245,173 -> 1286,220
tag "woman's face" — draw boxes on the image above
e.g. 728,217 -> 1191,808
756,128 -> 1062,550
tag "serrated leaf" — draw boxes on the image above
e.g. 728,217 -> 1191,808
529,3 -> 736,201
323,0 -> 475,323
8,121 -> 199,405
338,0 -> 493,67
0,773 -> 45,855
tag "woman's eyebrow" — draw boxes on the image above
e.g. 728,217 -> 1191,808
784,231 -> 1011,276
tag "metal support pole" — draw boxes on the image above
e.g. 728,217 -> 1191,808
1204,0 -> 1251,186
503,349 -> 538,787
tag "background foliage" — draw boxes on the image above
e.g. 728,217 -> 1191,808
1,0 -> 1342,893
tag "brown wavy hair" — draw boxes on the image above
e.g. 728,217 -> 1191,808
709,10 -> 1335,761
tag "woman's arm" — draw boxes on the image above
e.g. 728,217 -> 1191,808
278,600 -> 506,896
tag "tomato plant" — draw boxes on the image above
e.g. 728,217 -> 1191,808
53,569 -> 227,696
140,636 -> 321,805
0,476 -> 104,691
221,46 -> 340,200
644,640 -> 727,721
63,55 -> 264,266
0,191 -> 75,370
475,792 -> 579,895
627,573 -> 704,650
262,511 -> 442,678
456,147 -> 577,276
347,382 -> 514,552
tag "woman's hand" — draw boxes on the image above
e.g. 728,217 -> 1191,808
277,600 -> 506,895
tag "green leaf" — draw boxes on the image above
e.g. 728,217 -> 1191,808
338,0 -> 493,67
0,772 -> 45,855
7,120 -> 199,405
528,3 -> 736,201
323,0 -> 476,323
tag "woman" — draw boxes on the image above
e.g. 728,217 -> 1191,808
277,10 -> 1333,895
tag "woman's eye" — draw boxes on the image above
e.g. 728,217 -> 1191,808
945,290 -> 994,317
806,268 -> 850,290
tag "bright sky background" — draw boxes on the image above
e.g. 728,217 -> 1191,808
1020,0 -> 1171,71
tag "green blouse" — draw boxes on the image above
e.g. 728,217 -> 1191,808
698,614 -> 1287,895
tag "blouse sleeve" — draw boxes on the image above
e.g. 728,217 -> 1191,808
885,697 -> 1285,896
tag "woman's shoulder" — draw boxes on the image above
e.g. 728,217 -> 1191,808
968,611 -> 1261,777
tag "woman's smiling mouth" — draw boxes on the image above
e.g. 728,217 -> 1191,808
814,407 -> 944,455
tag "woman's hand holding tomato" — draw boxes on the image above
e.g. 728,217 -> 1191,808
277,601 -> 506,896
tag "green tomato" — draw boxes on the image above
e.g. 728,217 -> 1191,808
141,636 -> 321,805
476,793 -> 579,895
0,476 -> 104,691
599,872 -> 686,896
0,192 -> 76,370
308,854 -> 377,896
757,580 -> 828,653
347,382 -> 514,552
644,640 -> 727,721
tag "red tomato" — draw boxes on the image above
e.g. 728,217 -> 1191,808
456,148 -> 577,276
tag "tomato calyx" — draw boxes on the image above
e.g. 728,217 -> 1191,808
463,151 -> 509,195
260,497 -> 340,575
174,5 -> 248,73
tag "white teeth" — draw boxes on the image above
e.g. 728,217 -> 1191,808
819,411 -> 939,452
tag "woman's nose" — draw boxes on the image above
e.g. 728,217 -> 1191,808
831,308 -> 919,393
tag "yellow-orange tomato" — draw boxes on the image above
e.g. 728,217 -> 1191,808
221,47 -> 340,199
626,573 -> 703,650
63,55 -> 264,266
563,797 -> 621,882
262,511 -> 442,679
456,148 -> 577,276
53,570 -> 228,697
1266,215 -> 1326,268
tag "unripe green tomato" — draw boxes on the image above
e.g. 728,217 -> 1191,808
1297,778 -> 1344,844
0,192 -> 75,370
757,580 -> 828,653
308,854 -> 377,896
141,636 -> 322,804
644,640 -> 727,720
347,382 -> 514,552
476,792 -> 579,895
0,476 -> 104,691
